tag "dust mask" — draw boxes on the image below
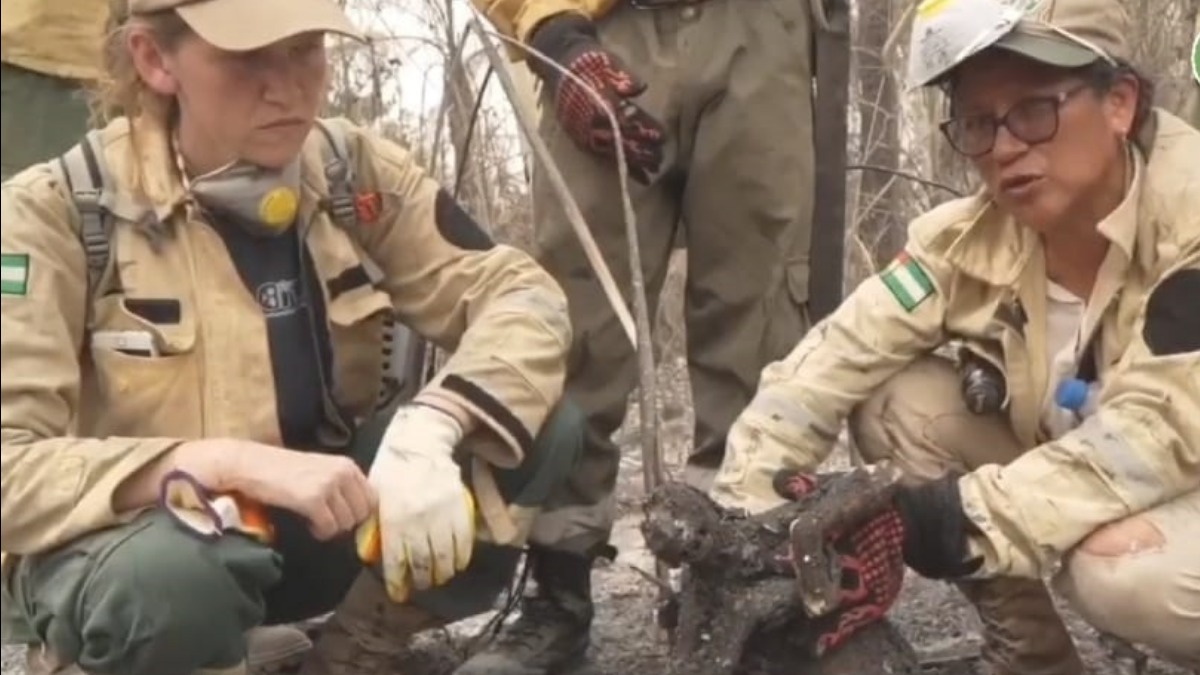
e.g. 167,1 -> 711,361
176,139 -> 303,236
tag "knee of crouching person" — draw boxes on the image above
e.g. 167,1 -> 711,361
1056,516 -> 1198,665
848,354 -> 1026,477
847,356 -> 962,464
72,511 -> 282,675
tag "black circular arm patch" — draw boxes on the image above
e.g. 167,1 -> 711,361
1142,269 -> 1199,357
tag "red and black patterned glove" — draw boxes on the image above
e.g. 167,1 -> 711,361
772,469 -> 906,657
773,469 -> 986,655
528,13 -> 665,184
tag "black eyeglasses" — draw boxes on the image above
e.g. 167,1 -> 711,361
940,84 -> 1090,158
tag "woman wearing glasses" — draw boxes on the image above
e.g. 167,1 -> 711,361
708,0 -> 1199,673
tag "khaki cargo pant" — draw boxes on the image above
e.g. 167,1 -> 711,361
0,63 -> 92,180
850,356 -> 1200,673
528,0 -> 816,556
1,402 -> 586,675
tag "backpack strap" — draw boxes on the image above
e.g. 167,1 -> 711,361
311,119 -> 429,410
313,119 -> 360,232
56,129 -> 117,327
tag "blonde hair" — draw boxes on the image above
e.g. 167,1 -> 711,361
88,0 -> 193,127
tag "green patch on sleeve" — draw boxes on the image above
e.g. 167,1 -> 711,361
1192,31 -> 1199,84
880,251 -> 935,312
1,253 -> 30,296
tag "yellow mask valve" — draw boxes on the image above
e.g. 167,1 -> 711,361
258,186 -> 300,231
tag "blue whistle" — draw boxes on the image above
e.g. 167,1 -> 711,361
1055,378 -> 1089,412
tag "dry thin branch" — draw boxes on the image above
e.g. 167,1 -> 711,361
468,27 -> 639,346
468,21 -> 662,470
847,163 -> 964,197
468,15 -> 670,605
429,22 -> 473,177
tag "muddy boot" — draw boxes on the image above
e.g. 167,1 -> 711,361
296,571 -> 440,675
957,577 -> 1084,675
453,547 -> 595,675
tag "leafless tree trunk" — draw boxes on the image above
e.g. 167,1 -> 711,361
435,0 -> 494,223
852,0 -> 904,272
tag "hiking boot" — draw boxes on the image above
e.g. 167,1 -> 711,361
957,577 -> 1084,675
296,571 -> 439,675
453,547 -> 595,675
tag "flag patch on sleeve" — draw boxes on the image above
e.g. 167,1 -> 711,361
880,251 -> 935,312
1,253 -> 29,297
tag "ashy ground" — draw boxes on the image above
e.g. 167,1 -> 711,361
1,357 -> 1191,675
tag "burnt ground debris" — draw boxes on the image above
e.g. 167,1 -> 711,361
1,362 -> 1192,675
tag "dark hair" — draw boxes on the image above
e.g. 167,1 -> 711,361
1074,58 -> 1156,139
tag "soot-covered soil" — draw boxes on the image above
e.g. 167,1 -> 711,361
2,359 -> 1191,675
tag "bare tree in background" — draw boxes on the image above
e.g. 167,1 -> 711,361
851,1 -> 904,274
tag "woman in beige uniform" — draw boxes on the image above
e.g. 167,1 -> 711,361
711,0 -> 1199,673
0,1 -> 584,674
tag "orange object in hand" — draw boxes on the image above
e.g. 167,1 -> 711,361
355,513 -> 382,564
160,469 -> 276,545
227,492 -> 274,544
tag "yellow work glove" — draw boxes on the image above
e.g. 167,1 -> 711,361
365,404 -> 475,603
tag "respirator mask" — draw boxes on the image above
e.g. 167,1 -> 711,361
179,144 -> 304,237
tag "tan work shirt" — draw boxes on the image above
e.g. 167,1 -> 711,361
712,109 -> 1200,579
0,0 -> 109,81
0,114 -> 572,557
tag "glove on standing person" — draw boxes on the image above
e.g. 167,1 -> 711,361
528,12 -> 666,184
771,468 -> 983,655
367,404 -> 476,603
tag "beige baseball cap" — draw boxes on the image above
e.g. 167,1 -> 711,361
909,0 -> 1130,88
997,0 -> 1130,68
129,0 -> 364,52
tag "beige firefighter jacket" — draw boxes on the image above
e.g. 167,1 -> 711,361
0,0 -> 109,82
712,109 -> 1200,580
0,114 -> 572,557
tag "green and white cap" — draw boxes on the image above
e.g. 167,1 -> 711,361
907,0 -> 1131,89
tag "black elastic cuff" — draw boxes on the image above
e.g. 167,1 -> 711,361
434,189 -> 494,251
442,374 -> 535,457
527,12 -> 598,82
895,473 -> 984,580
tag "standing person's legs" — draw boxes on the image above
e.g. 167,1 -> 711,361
675,0 -> 816,489
454,6 -> 684,673
0,64 -> 92,180
849,356 -> 1085,675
